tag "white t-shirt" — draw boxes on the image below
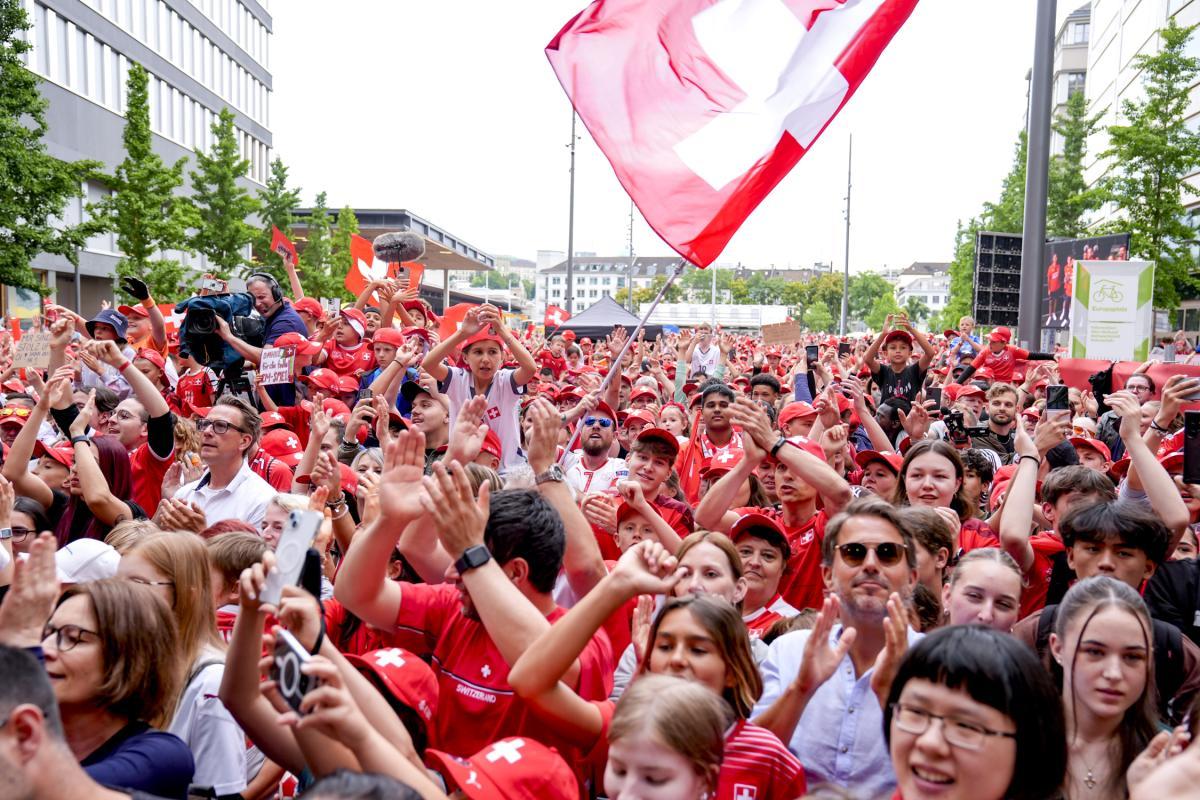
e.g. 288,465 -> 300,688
690,345 -> 720,377
169,650 -> 247,796
175,459 -> 276,528
440,365 -> 527,472
564,454 -> 628,496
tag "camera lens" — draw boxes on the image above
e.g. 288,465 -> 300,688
188,307 -> 216,336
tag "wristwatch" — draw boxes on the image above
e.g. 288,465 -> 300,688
455,544 -> 492,575
535,464 -> 566,485
770,436 -> 789,458
0,528 -> 10,540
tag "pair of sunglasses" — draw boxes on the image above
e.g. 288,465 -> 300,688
836,542 -> 907,567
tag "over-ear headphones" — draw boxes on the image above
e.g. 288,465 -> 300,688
246,272 -> 283,303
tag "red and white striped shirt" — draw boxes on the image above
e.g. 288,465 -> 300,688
717,720 -> 807,800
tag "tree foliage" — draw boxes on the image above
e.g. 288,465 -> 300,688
189,108 -> 259,279
938,218 -> 981,331
847,272 -> 893,321
866,290 -> 901,330
91,62 -> 196,303
903,295 -> 931,322
251,157 -> 301,284
1099,18 -> 1200,309
327,205 -> 358,302
297,193 -> 336,300
1048,90 -> 1101,239
0,0 -> 101,291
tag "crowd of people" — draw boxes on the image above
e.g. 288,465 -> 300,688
5,271 -> 1200,800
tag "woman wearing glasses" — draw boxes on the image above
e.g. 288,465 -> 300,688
9,496 -> 50,557
118,531 -> 248,799
42,577 -> 195,799
884,624 -> 1066,800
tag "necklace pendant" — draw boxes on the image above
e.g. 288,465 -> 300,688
1084,770 -> 1096,790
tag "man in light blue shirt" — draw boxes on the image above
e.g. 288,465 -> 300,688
752,497 -> 922,799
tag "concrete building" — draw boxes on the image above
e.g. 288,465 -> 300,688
535,255 -> 679,318
1052,4 -> 1091,155
893,262 -> 951,318
11,0 -> 274,316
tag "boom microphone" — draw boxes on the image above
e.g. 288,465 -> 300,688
373,231 -> 426,264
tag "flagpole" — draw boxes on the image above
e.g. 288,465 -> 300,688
840,134 -> 852,336
558,259 -> 689,461
566,109 -> 579,316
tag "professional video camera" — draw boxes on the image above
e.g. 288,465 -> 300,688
174,292 -> 265,400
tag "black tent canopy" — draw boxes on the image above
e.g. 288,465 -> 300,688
553,296 -> 664,340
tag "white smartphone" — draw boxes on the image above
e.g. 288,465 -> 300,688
260,510 -> 321,606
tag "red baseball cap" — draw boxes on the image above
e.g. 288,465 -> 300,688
701,449 -> 743,477
344,648 -> 438,725
463,329 -> 504,352
630,386 -> 658,402
883,330 -> 914,347
336,375 -> 360,395
260,411 -> 290,431
273,332 -> 323,356
428,738 -> 577,800
303,368 -> 341,392
402,326 -> 433,343
321,398 -> 352,418
0,407 -> 30,428
33,440 -> 73,469
133,348 -> 166,372
988,326 -> 1013,343
117,304 -> 149,318
1070,436 -> 1112,462
729,512 -> 791,561
784,436 -> 826,462
589,401 -> 618,423
481,428 -> 503,462
635,426 -> 681,458
340,308 -> 368,339
555,388 -> 584,405
854,450 -> 903,474
778,402 -> 818,427
622,409 -> 656,429
293,297 -> 325,321
372,327 -> 405,347
260,429 -> 304,467
957,385 -> 986,400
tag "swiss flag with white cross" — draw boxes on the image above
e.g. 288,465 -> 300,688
547,0 -> 919,267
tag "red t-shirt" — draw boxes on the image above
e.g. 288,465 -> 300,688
130,442 -> 174,517
393,583 -> 613,758
322,340 -> 376,378
216,609 -> 237,644
736,506 -> 828,612
536,350 -> 567,378
1019,531 -> 1066,619
175,368 -> 216,408
717,720 -> 807,800
248,451 -> 294,492
970,345 -> 1030,384
958,517 -> 998,553
1047,262 -> 1062,292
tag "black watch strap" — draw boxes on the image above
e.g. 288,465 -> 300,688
454,544 -> 492,575
770,437 -> 788,458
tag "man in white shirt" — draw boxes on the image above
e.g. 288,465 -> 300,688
564,400 -> 627,494
688,323 -> 721,376
173,396 -> 276,528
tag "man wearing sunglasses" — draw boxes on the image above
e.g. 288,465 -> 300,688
171,396 -> 276,528
753,496 -> 921,798
564,400 -> 626,496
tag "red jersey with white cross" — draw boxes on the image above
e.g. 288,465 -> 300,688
970,345 -> 1030,384
175,367 -> 216,408
736,506 -> 828,612
322,340 -> 376,378
393,583 -> 613,758
717,720 -> 807,800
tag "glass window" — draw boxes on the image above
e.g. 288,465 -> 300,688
54,13 -> 68,83
173,87 -> 183,140
34,4 -> 48,75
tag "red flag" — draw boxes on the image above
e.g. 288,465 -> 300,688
547,0 -> 918,267
677,409 -> 706,504
544,305 -> 571,328
346,234 -> 388,302
438,303 -> 480,341
270,226 -> 297,267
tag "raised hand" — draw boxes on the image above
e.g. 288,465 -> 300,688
728,395 -> 776,450
421,461 -> 489,560
524,397 -> 561,475
793,595 -> 856,696
611,540 -> 685,596
443,395 -> 489,467
69,389 -> 96,438
819,423 -> 849,458
1105,389 -> 1143,442
378,428 -> 429,523
870,593 -> 909,707
48,317 -> 74,351
616,479 -> 650,511
581,493 -> 618,534
0,532 -> 60,647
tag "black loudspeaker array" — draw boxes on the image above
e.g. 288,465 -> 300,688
973,231 -> 1021,327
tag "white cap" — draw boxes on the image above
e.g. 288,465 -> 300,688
55,539 -> 120,583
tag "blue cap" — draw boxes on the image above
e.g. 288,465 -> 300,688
85,308 -> 129,342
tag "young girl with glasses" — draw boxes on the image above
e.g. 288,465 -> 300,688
884,624 -> 1066,800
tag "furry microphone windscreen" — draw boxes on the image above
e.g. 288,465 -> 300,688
372,231 -> 426,264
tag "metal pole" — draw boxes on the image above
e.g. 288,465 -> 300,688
627,199 -> 635,312
711,264 -> 717,327
1019,0 -> 1057,349
566,110 -> 578,316
840,135 -> 852,335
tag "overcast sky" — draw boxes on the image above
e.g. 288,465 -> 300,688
269,2 -> 1062,273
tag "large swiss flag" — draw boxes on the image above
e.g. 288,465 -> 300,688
547,0 -> 919,267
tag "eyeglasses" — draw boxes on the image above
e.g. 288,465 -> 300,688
196,418 -> 246,435
127,576 -> 174,588
891,703 -> 1016,751
42,623 -> 99,652
10,526 -> 32,542
583,417 -> 613,428
111,409 -> 142,422
836,541 -> 908,567
0,407 -> 31,419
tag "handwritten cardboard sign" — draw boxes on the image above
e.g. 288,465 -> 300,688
11,331 -> 50,369
761,320 -> 802,347
259,346 -> 295,385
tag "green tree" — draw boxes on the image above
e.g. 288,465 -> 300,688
983,130 -> 1027,234
1099,18 -> 1200,309
0,0 -> 101,291
189,108 -> 260,279
251,157 -> 301,284
848,272 -> 893,321
802,302 -> 834,332
865,290 -> 901,330
298,192 -> 334,299
1047,90 -> 1101,239
91,62 -> 195,303
903,295 -> 931,322
327,205 -> 358,302
939,218 -> 981,331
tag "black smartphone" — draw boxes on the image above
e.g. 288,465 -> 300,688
270,628 -> 316,713
926,387 -> 942,409
1185,411 -> 1200,485
837,342 -> 851,357
1045,384 -> 1070,424
805,345 -> 819,363
640,359 -> 650,373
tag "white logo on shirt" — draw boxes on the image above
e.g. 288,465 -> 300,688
480,664 -> 492,678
